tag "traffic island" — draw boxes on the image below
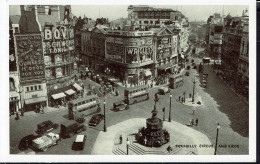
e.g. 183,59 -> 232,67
91,118 -> 214,155
179,96 -> 203,107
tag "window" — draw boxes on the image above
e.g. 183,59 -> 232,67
26,87 -> 29,92
38,85 -> 42,90
30,86 -> 33,91
9,78 -> 15,91
34,86 -> 37,90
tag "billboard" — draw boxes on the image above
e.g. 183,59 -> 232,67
105,37 -> 125,63
15,34 -> 45,82
43,25 -> 75,54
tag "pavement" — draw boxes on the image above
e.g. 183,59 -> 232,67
91,118 -> 214,155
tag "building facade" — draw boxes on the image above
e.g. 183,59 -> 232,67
15,5 -> 78,109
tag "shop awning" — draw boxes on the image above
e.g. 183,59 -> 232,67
144,70 -> 152,76
52,92 -> 66,100
25,97 -> 47,104
157,63 -> 172,70
65,89 -> 76,95
73,83 -> 83,91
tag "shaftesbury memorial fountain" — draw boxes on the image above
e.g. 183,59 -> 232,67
136,93 -> 170,147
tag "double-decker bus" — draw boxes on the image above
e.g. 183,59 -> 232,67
169,74 -> 183,89
68,95 -> 101,120
124,85 -> 149,105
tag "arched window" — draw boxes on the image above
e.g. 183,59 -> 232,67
9,78 -> 15,91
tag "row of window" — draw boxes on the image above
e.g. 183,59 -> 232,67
77,104 -> 99,112
128,88 -> 148,95
73,98 -> 98,107
26,85 -> 42,92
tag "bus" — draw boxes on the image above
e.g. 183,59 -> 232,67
68,95 -> 101,120
169,74 -> 184,89
124,85 -> 149,105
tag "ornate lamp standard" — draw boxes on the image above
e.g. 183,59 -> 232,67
126,137 -> 130,155
168,94 -> 172,122
214,123 -> 220,155
18,85 -> 23,116
103,100 -> 107,132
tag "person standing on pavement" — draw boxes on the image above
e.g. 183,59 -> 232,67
179,96 -> 181,102
195,118 -> 198,126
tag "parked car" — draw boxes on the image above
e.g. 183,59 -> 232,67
60,122 -> 87,139
88,114 -> 104,126
18,134 -> 40,151
113,100 -> 129,111
36,120 -> 59,135
32,132 -> 60,152
72,135 -> 86,151
158,87 -> 170,95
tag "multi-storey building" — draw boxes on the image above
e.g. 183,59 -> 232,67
15,5 -> 79,110
127,5 -> 182,28
222,12 -> 245,85
207,13 -> 223,59
237,10 -> 249,96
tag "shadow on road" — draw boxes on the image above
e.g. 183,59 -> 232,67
198,65 -> 249,137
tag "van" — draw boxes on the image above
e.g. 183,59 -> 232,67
60,122 -> 87,139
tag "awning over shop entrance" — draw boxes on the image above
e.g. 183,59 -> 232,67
73,83 -> 83,91
25,97 -> 47,104
51,92 -> 66,100
65,89 -> 76,95
157,63 -> 172,70
144,70 -> 152,76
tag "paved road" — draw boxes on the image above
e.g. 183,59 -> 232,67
10,53 -> 249,155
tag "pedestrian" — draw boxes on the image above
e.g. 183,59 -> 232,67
179,96 -> 181,102
41,105 -> 45,114
192,108 -> 196,115
88,84 -> 91,89
20,108 -> 24,116
189,93 -> 192,98
195,118 -> 198,126
191,119 -> 194,126
119,135 -> 122,144
15,111 -> 19,120
182,97 -> 184,103
189,119 -> 192,126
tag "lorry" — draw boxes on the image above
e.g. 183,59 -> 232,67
32,132 -> 60,152
60,121 -> 87,139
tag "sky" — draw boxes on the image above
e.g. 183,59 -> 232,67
9,5 -> 248,22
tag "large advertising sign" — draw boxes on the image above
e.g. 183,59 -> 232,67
15,34 -> 45,82
105,37 -> 124,63
43,25 -> 74,54
125,37 -> 154,64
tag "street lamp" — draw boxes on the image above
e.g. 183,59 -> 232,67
168,94 -> 172,122
214,123 -> 220,155
18,86 -> 23,116
103,100 -> 107,132
126,137 -> 130,155
192,77 -> 197,103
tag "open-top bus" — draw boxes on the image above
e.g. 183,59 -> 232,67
68,95 -> 101,120
124,85 -> 149,105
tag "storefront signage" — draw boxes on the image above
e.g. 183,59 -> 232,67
43,25 -> 75,54
15,34 -> 45,82
126,46 -> 153,55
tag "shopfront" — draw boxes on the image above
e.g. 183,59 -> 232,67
9,92 -> 20,115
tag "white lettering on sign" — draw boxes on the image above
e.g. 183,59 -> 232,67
126,46 -> 153,56
44,25 -> 74,40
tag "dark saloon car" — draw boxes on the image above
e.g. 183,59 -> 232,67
18,134 -> 39,150
113,100 -> 129,111
72,135 -> 86,151
158,87 -> 170,95
88,114 -> 104,126
36,120 -> 59,135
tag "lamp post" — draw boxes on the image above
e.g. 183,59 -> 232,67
168,94 -> 172,122
18,86 -> 23,116
126,137 -> 130,155
192,77 -> 197,103
103,100 -> 107,132
214,123 -> 220,155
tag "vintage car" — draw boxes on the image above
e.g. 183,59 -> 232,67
113,100 -> 129,111
72,135 -> 86,151
18,134 -> 40,151
32,132 -> 60,152
158,87 -> 170,95
88,114 -> 104,127
36,120 -> 59,135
